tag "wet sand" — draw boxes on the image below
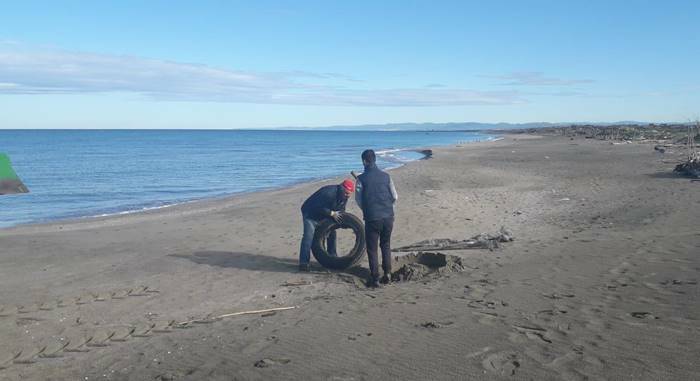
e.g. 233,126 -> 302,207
1,135 -> 698,380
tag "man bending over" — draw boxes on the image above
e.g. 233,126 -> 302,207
298,179 -> 355,271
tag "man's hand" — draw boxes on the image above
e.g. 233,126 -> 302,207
330,211 -> 343,223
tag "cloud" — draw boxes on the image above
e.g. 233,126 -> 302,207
269,70 -> 362,82
482,71 -> 594,86
281,88 -> 524,106
0,43 -> 523,106
523,90 -> 589,97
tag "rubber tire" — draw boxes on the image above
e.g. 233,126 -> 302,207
311,212 -> 366,270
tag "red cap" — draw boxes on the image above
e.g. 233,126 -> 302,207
342,179 -> 355,193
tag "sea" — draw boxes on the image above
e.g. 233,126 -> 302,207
0,129 -> 494,228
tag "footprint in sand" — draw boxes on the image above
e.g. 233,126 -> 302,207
1,285 -> 160,324
464,285 -> 492,299
254,358 -> 291,368
39,339 -> 70,358
535,308 -> 568,317
15,316 -> 42,326
0,349 -> 21,369
111,326 -> 136,342
608,262 -> 630,275
13,345 -> 47,364
473,310 -> 503,326
63,333 -> 92,353
17,304 -> 40,314
418,321 -> 454,329
465,346 -> 492,359
131,322 -> 156,337
511,324 -> 553,344
630,311 -> 658,320
660,279 -> 698,286
86,329 -> 116,347
467,299 -> 508,310
542,292 -> 575,300
0,305 -> 19,317
482,352 -> 521,376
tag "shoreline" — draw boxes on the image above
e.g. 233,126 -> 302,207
0,136 -> 500,233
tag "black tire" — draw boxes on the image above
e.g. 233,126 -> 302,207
311,212 -> 366,270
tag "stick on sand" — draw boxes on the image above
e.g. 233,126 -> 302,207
177,306 -> 297,326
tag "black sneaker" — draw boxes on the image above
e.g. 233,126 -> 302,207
380,274 -> 391,284
366,277 -> 380,288
299,263 -> 310,272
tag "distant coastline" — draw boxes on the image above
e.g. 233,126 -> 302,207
278,120 -> 658,131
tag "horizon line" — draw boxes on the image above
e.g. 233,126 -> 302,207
2,120 -> 696,131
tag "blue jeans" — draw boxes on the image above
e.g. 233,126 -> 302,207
299,214 -> 337,265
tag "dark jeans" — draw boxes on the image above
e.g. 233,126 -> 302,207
299,214 -> 337,265
365,217 -> 394,279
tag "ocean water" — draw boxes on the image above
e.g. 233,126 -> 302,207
0,130 -> 493,228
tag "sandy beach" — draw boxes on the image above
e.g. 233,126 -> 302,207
1,135 -> 698,380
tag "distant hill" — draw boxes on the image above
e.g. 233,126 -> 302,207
281,121 -> 649,131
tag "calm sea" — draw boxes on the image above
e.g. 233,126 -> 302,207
0,130 -> 493,228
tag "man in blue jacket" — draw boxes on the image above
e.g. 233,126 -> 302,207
355,150 -> 398,287
299,179 -> 355,271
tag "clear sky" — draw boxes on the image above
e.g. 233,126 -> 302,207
1,0 -> 698,129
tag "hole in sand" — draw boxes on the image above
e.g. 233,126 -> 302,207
391,252 -> 465,282
334,252 -> 465,286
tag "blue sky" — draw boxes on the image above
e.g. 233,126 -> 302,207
1,0 -> 698,128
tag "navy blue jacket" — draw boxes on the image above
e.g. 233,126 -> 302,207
301,184 -> 348,220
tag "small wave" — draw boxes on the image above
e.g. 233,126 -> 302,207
90,202 -> 176,218
377,149 -> 416,163
374,148 -> 429,171
88,202 -> 183,219
375,148 -> 402,156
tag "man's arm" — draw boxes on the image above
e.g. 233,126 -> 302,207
355,180 -> 364,209
338,193 -> 348,212
316,186 -> 339,217
389,177 -> 398,203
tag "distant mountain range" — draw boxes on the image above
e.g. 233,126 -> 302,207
282,121 -> 649,131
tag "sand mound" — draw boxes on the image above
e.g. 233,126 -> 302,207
391,252 -> 465,282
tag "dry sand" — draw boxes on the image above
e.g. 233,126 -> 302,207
0,135 -> 698,380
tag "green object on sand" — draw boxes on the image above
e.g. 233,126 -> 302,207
0,153 -> 29,194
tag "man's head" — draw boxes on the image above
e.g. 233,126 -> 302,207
341,179 -> 355,198
361,149 -> 376,168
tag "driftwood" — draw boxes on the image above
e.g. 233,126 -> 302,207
674,122 -> 699,177
395,227 -> 514,252
176,306 -> 297,326
674,158 -> 700,178
502,123 -> 700,143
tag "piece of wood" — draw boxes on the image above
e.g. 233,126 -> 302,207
177,306 -> 297,326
